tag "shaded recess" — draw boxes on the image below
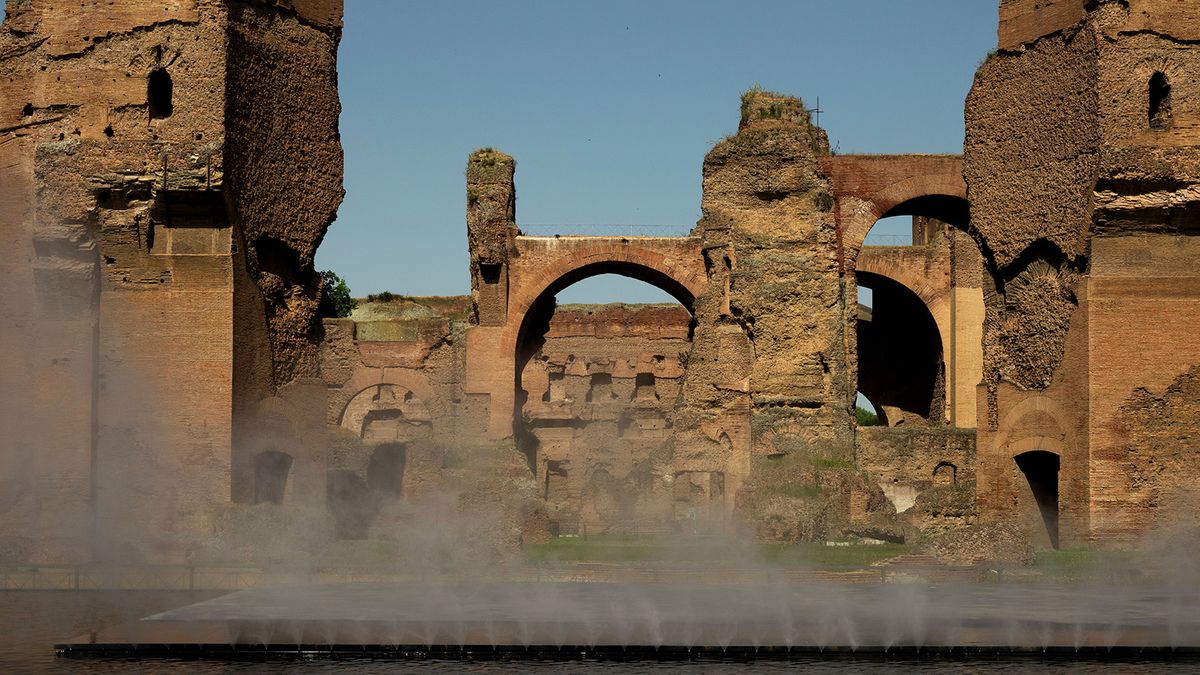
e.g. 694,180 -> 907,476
513,265 -> 697,466
1014,450 -> 1060,549
253,450 -> 292,505
989,239 -> 1080,390
147,68 -> 173,120
856,271 -> 944,424
367,443 -> 406,498
879,194 -> 970,229
1149,71 -> 1172,131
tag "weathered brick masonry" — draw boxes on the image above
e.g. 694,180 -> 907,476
3,0 -> 1198,563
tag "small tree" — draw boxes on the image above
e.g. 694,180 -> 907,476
319,270 -> 356,318
855,406 -> 880,427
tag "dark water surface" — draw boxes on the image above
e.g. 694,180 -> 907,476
5,590 -> 1200,673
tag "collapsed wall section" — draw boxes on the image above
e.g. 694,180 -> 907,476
225,0 -> 345,504
967,0 -> 1200,546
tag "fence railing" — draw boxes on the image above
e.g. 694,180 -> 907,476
518,224 -> 694,238
862,234 -> 914,247
514,226 -> 918,245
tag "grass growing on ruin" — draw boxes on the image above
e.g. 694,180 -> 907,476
525,534 -> 907,569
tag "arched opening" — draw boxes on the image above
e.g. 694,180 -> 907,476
253,450 -> 293,505
856,270 -> 944,425
877,194 -> 970,231
862,215 -> 915,247
854,192 -> 982,428
1149,71 -> 1172,131
148,68 -> 174,120
367,442 -> 406,498
1014,450 -> 1060,549
514,265 -> 694,536
855,391 -> 886,427
933,461 -> 958,485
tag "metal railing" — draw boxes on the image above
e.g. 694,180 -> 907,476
518,224 -> 694,238
862,233 -> 914,247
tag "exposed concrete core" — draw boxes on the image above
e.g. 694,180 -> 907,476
968,0 -> 1200,548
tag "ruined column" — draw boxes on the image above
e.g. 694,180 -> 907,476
677,90 -> 891,540
466,149 -> 517,327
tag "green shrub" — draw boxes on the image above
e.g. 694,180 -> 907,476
856,406 -> 880,426
319,270 -> 356,318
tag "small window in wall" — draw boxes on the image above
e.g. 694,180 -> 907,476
1149,71 -> 1172,131
543,371 -> 565,402
634,372 -> 658,401
586,373 -> 614,403
253,450 -> 293,505
479,262 -> 502,284
933,461 -> 957,486
148,68 -> 174,120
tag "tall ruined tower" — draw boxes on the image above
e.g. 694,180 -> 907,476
967,0 -> 1200,547
676,90 -> 880,531
0,0 -> 343,564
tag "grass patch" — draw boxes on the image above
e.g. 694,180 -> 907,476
1034,548 -> 1141,580
524,534 -> 907,569
760,542 -> 909,568
772,484 -> 823,498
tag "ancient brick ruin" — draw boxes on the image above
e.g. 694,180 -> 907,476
1,0 -> 1198,565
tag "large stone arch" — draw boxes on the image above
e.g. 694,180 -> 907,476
506,238 -> 706,323
819,154 -> 968,268
509,241 -> 705,441
823,156 -> 982,428
854,270 -> 947,425
468,236 -> 707,441
841,186 -> 968,268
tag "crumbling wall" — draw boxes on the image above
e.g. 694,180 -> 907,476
856,427 -> 976,514
968,0 -> 1200,546
677,91 -> 895,541
520,304 -> 691,534
1122,367 -> 1200,521
682,91 -> 845,453
225,0 -> 345,503
465,149 -> 516,327
0,0 -> 239,563
965,12 -> 1099,546
316,295 -> 554,548
0,0 -> 347,563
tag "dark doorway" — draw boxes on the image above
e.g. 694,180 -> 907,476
1149,71 -> 1172,130
1014,450 -> 1060,549
856,272 -> 945,424
367,442 -> 407,498
253,450 -> 293,505
327,469 -> 372,540
148,68 -> 174,120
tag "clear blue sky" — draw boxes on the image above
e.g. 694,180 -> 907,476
0,0 -> 999,302
320,1 -> 998,303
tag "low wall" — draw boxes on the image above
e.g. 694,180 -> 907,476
856,427 -> 976,513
